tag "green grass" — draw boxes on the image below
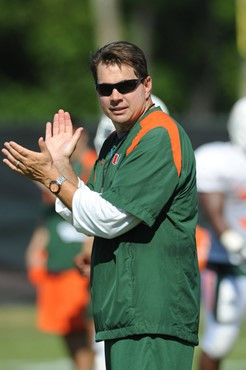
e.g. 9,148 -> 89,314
0,305 -> 71,370
0,304 -> 245,370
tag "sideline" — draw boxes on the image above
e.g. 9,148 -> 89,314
0,358 -> 73,370
224,359 -> 246,370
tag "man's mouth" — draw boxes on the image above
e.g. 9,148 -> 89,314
111,107 -> 127,114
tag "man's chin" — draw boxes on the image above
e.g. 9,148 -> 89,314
111,115 -> 127,125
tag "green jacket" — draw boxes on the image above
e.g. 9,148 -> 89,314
88,108 -> 200,345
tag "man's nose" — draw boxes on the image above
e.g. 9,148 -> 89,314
110,88 -> 122,100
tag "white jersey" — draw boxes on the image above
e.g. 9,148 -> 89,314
195,141 -> 246,263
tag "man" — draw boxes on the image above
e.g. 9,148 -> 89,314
195,97 -> 246,370
2,41 -> 200,370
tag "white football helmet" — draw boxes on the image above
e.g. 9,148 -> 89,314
227,97 -> 246,152
151,94 -> 169,115
94,94 -> 169,154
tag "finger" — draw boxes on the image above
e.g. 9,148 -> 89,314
3,142 -> 27,163
45,121 -> 52,141
38,137 -> 51,157
7,141 -> 40,166
2,147 -> 18,167
2,144 -> 34,172
67,127 -> 83,155
2,157 -> 25,175
58,109 -> 65,133
74,127 -> 83,140
64,111 -> 73,133
73,127 -> 83,146
53,113 -> 59,135
7,141 -> 30,157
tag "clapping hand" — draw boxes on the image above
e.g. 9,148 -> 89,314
2,137 -> 53,185
45,109 -> 83,163
2,109 -> 83,186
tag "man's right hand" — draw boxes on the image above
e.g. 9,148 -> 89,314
45,109 -> 83,163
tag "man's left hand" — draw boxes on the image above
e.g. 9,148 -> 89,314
2,137 -> 55,186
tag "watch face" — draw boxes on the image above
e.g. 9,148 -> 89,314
49,181 -> 60,194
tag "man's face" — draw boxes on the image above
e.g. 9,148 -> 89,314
96,62 -> 152,132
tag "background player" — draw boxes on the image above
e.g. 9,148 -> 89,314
26,129 -> 98,370
195,97 -> 246,370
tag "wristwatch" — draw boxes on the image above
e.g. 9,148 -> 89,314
49,176 -> 67,194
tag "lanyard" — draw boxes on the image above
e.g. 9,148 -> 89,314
101,132 -> 129,192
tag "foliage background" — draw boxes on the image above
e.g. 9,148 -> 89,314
0,0 -> 241,125
0,0 -> 94,124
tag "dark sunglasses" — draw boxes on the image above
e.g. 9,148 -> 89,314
95,78 -> 144,97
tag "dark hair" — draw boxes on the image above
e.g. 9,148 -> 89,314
89,41 -> 149,83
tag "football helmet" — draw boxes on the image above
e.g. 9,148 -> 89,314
227,97 -> 246,152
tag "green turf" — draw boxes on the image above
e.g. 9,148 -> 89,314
0,305 -> 68,361
0,304 -> 245,370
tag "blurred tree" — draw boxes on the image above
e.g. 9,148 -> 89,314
123,0 -> 239,114
0,0 -> 241,125
90,0 -> 123,47
236,0 -> 246,96
88,0 -> 124,122
0,0 -> 96,125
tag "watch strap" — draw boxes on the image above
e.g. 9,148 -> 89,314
56,175 -> 67,186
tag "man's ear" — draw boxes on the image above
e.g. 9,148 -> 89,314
144,76 -> 152,99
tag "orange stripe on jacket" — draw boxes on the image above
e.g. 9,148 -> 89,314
126,111 -> 182,177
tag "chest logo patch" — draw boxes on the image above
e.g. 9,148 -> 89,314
112,153 -> 121,165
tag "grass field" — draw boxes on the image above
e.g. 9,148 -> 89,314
0,304 -> 246,370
